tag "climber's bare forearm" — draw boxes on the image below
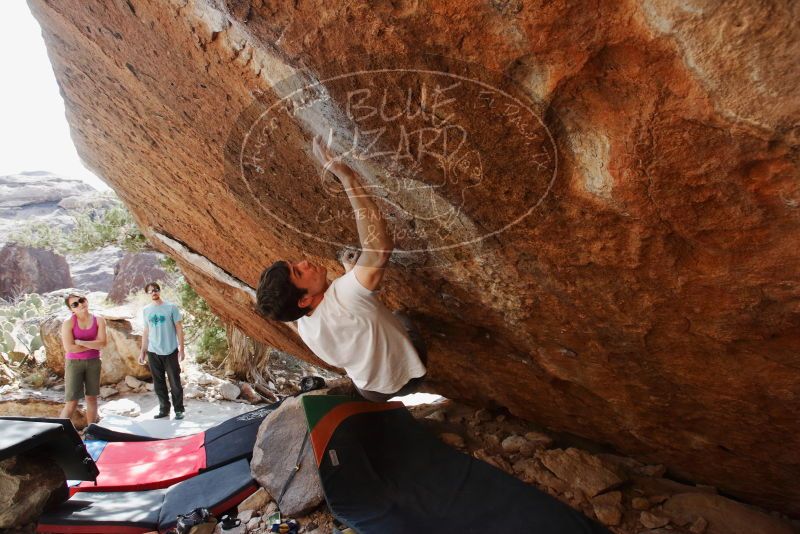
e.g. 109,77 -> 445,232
336,167 -> 393,267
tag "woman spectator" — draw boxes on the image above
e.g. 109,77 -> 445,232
59,293 -> 107,424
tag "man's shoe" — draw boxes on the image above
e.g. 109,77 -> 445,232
174,412 -> 185,420
154,412 -> 169,419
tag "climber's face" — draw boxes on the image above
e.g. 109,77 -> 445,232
288,259 -> 328,300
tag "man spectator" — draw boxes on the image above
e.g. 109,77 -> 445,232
137,282 -> 186,419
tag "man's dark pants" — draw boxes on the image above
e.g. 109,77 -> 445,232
147,349 -> 184,414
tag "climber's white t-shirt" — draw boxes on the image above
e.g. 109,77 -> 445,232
297,270 -> 427,394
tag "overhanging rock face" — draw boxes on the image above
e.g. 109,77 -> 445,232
30,0 -> 800,515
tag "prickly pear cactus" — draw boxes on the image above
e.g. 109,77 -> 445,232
0,293 -> 60,361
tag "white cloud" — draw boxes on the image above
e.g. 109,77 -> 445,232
0,1 -> 109,191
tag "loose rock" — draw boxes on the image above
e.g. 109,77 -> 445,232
537,448 -> 625,497
98,386 -> 118,399
591,491 -> 622,526
501,435 -> 527,454
439,432 -> 465,449
219,382 -> 241,401
124,375 -> 143,389
690,516 -> 708,534
238,487 -> 271,512
662,492 -> 796,534
640,511 -> 669,529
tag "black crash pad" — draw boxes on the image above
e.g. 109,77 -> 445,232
302,396 -> 611,534
0,417 -> 98,481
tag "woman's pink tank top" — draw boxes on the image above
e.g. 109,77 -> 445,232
65,315 -> 101,360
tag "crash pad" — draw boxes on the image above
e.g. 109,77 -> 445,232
0,417 -> 98,481
38,458 -> 257,534
301,396 -> 610,534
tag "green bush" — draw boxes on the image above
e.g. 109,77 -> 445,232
10,201 -> 146,254
175,278 -> 228,366
196,325 -> 228,366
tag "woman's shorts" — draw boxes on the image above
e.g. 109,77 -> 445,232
64,358 -> 101,401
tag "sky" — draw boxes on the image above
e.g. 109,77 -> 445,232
0,1 -> 109,191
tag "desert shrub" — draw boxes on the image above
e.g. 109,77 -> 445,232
174,278 -> 228,366
68,205 -> 147,253
11,199 -> 146,254
196,325 -> 228,366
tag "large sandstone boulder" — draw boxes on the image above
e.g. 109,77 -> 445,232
0,454 -> 65,529
0,244 -> 71,300
107,251 -> 167,304
30,0 -> 800,516
41,315 -> 150,384
250,396 -> 323,516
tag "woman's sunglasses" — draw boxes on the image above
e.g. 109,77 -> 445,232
69,297 -> 87,309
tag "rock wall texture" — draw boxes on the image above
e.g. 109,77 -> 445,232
0,244 -> 72,300
29,0 -> 800,515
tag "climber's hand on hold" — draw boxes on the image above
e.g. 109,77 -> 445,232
312,135 -> 353,184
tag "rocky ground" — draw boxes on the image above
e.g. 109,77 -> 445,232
206,397 -> 800,534
3,368 -> 799,534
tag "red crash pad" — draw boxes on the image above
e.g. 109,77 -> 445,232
71,433 -> 205,495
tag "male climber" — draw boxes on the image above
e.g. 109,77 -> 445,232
256,135 -> 427,401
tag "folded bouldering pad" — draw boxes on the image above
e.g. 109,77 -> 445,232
301,396 -> 610,534
70,403 -> 279,495
38,458 -> 257,533
70,433 -> 206,494
0,417 -> 98,481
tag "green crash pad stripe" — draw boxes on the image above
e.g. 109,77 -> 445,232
301,396 -> 404,466
301,395 -> 361,432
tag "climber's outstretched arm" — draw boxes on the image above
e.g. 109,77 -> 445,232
312,135 -> 393,290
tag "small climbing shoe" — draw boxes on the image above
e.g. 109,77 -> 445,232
174,412 -> 185,420
154,412 -> 169,419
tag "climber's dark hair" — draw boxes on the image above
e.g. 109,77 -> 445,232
256,261 -> 308,322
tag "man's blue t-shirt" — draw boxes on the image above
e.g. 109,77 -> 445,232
143,302 -> 182,355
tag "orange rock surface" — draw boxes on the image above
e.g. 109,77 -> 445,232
29,0 -> 800,515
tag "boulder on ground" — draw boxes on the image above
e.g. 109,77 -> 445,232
0,454 -> 66,529
250,395 -> 323,516
66,246 -> 123,293
219,382 -> 241,401
0,390 -> 87,429
662,492 -> 795,534
107,251 -> 166,304
536,447 -> 625,498
41,315 -> 150,384
0,244 -> 71,300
